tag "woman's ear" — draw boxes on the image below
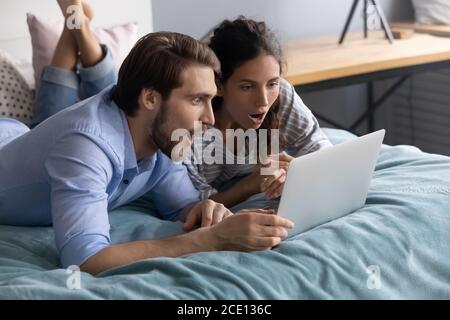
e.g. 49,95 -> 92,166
215,80 -> 224,97
138,88 -> 161,111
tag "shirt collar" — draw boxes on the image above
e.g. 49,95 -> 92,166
104,86 -> 159,174
103,87 -> 138,172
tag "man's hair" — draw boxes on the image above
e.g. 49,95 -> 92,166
112,32 -> 221,116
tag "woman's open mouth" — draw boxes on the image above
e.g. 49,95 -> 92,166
248,112 -> 266,124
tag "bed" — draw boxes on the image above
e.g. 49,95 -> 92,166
0,128 -> 449,299
1,1 -> 449,300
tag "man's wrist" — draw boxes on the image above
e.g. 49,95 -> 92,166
187,227 -> 218,252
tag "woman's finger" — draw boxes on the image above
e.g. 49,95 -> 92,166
261,168 -> 285,192
266,182 -> 285,199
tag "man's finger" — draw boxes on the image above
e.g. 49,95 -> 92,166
183,210 -> 200,231
212,204 -> 228,225
253,212 -> 294,229
257,225 -> 288,238
252,236 -> 282,249
236,209 -> 274,215
201,201 -> 215,227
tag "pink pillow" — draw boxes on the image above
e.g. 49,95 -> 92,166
26,13 -> 138,89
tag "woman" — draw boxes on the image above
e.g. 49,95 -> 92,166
185,17 -> 332,210
31,0 -> 116,127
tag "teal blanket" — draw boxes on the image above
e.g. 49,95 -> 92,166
1,129 -> 449,299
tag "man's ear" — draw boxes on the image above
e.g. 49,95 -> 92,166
138,88 -> 161,111
215,80 -> 224,97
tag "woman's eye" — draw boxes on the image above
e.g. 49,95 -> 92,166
268,82 -> 279,88
240,85 -> 252,91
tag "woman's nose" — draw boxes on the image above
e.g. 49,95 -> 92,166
255,88 -> 269,107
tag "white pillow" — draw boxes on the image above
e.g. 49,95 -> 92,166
412,0 -> 450,24
0,51 -> 35,126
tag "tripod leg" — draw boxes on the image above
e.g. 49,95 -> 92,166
339,0 -> 360,44
371,0 -> 394,43
364,0 -> 368,38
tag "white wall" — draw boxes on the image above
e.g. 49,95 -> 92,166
0,0 -> 153,61
153,0 -> 412,41
152,0 -> 414,134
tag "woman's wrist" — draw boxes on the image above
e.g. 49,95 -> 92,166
239,174 -> 260,196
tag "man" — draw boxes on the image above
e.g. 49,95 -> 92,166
0,32 -> 294,275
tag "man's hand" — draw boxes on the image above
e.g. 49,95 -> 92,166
81,208 -> 293,275
182,199 -> 233,231
206,209 -> 295,251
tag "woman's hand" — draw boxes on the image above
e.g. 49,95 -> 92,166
182,199 -> 233,231
260,153 -> 294,199
276,152 -> 294,171
234,152 -> 295,200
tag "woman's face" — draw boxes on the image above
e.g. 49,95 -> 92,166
219,54 -> 281,129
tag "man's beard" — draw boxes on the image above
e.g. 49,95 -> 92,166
150,103 -> 192,161
150,105 -> 176,158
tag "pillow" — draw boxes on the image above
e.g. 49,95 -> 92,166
0,51 -> 35,126
14,59 -> 36,91
26,13 -> 139,89
411,0 -> 450,25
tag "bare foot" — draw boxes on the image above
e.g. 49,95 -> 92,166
57,0 -> 93,21
82,1 -> 94,21
57,0 -> 94,30
57,0 -> 83,16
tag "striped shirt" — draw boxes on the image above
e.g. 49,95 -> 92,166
184,78 -> 332,199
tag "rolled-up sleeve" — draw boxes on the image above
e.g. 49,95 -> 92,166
279,79 -> 332,157
44,133 -> 114,268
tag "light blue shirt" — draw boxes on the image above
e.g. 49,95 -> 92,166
0,86 -> 200,268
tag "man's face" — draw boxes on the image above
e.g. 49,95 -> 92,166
152,64 -> 217,158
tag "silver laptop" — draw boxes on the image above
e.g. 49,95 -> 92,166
278,129 -> 385,236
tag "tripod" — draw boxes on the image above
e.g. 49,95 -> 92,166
339,0 -> 394,44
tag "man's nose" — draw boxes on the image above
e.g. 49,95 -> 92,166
200,102 -> 215,126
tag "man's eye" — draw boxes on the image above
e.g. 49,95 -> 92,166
192,98 -> 202,105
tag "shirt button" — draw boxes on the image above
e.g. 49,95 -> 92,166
123,179 -> 129,185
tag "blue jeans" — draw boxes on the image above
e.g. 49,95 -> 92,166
31,44 -> 117,127
0,45 -> 117,147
